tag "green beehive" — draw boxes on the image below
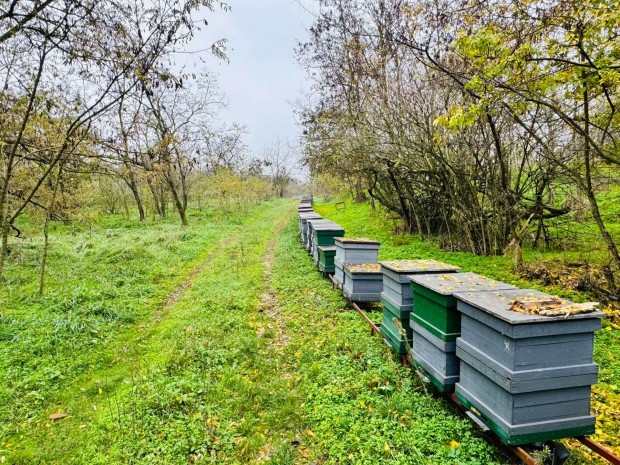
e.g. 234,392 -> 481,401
381,308 -> 413,354
312,224 -> 345,265
409,272 -> 516,342
318,245 -> 336,273
379,260 -> 460,354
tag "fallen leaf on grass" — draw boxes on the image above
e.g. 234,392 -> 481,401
49,413 -> 68,421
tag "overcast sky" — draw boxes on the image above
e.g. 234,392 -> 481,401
190,0 -> 314,158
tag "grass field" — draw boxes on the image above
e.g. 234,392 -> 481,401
0,197 -> 618,463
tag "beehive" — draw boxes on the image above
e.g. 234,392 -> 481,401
333,238 -> 380,289
311,223 -> 345,265
317,245 -> 337,273
342,263 -> 383,302
408,272 -> 515,392
299,212 -> 322,243
306,219 -> 332,252
454,288 -> 603,445
381,310 -> 413,354
379,260 -> 460,354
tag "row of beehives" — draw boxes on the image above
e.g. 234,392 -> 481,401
297,201 -> 604,446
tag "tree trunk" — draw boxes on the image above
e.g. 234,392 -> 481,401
125,175 -> 145,222
0,226 -> 8,283
39,165 -> 63,295
146,178 -> 162,217
581,58 -> 620,279
165,175 -> 188,226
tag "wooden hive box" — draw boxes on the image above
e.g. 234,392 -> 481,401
311,223 -> 345,265
410,322 -> 459,392
380,260 -> 460,309
409,272 -> 516,342
408,272 -> 516,392
299,212 -> 321,242
333,238 -> 380,288
306,219 -> 332,253
342,263 -> 383,302
381,310 -> 413,354
454,288 -> 603,445
379,260 -> 460,354
317,245 -> 337,273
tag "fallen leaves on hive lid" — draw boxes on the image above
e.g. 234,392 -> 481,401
508,297 -> 599,317
345,263 -> 382,273
335,237 -> 379,244
380,259 -> 459,272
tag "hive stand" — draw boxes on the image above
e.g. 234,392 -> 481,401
379,260 -> 460,354
343,263 -> 383,302
334,238 -> 380,289
454,288 -> 604,445
408,272 -> 516,392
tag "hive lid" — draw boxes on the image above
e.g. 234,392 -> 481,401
299,212 -> 322,219
454,289 -> 605,324
379,259 -> 460,274
334,237 -> 380,245
307,219 -> 337,228
317,245 -> 337,252
313,224 -> 345,231
410,272 -> 515,295
344,263 -> 382,274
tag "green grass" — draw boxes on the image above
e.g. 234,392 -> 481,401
0,200 -> 293,462
2,196 -> 619,463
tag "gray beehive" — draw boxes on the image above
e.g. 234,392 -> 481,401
454,288 -> 604,445
299,212 -> 322,243
379,260 -> 460,354
411,322 -> 459,392
380,260 -> 460,310
333,238 -> 380,288
342,263 -> 383,302
408,272 -> 515,392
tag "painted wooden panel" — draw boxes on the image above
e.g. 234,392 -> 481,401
343,263 -> 382,302
411,322 -> 459,392
381,309 -> 413,354
381,293 -> 413,318
318,245 -> 337,273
